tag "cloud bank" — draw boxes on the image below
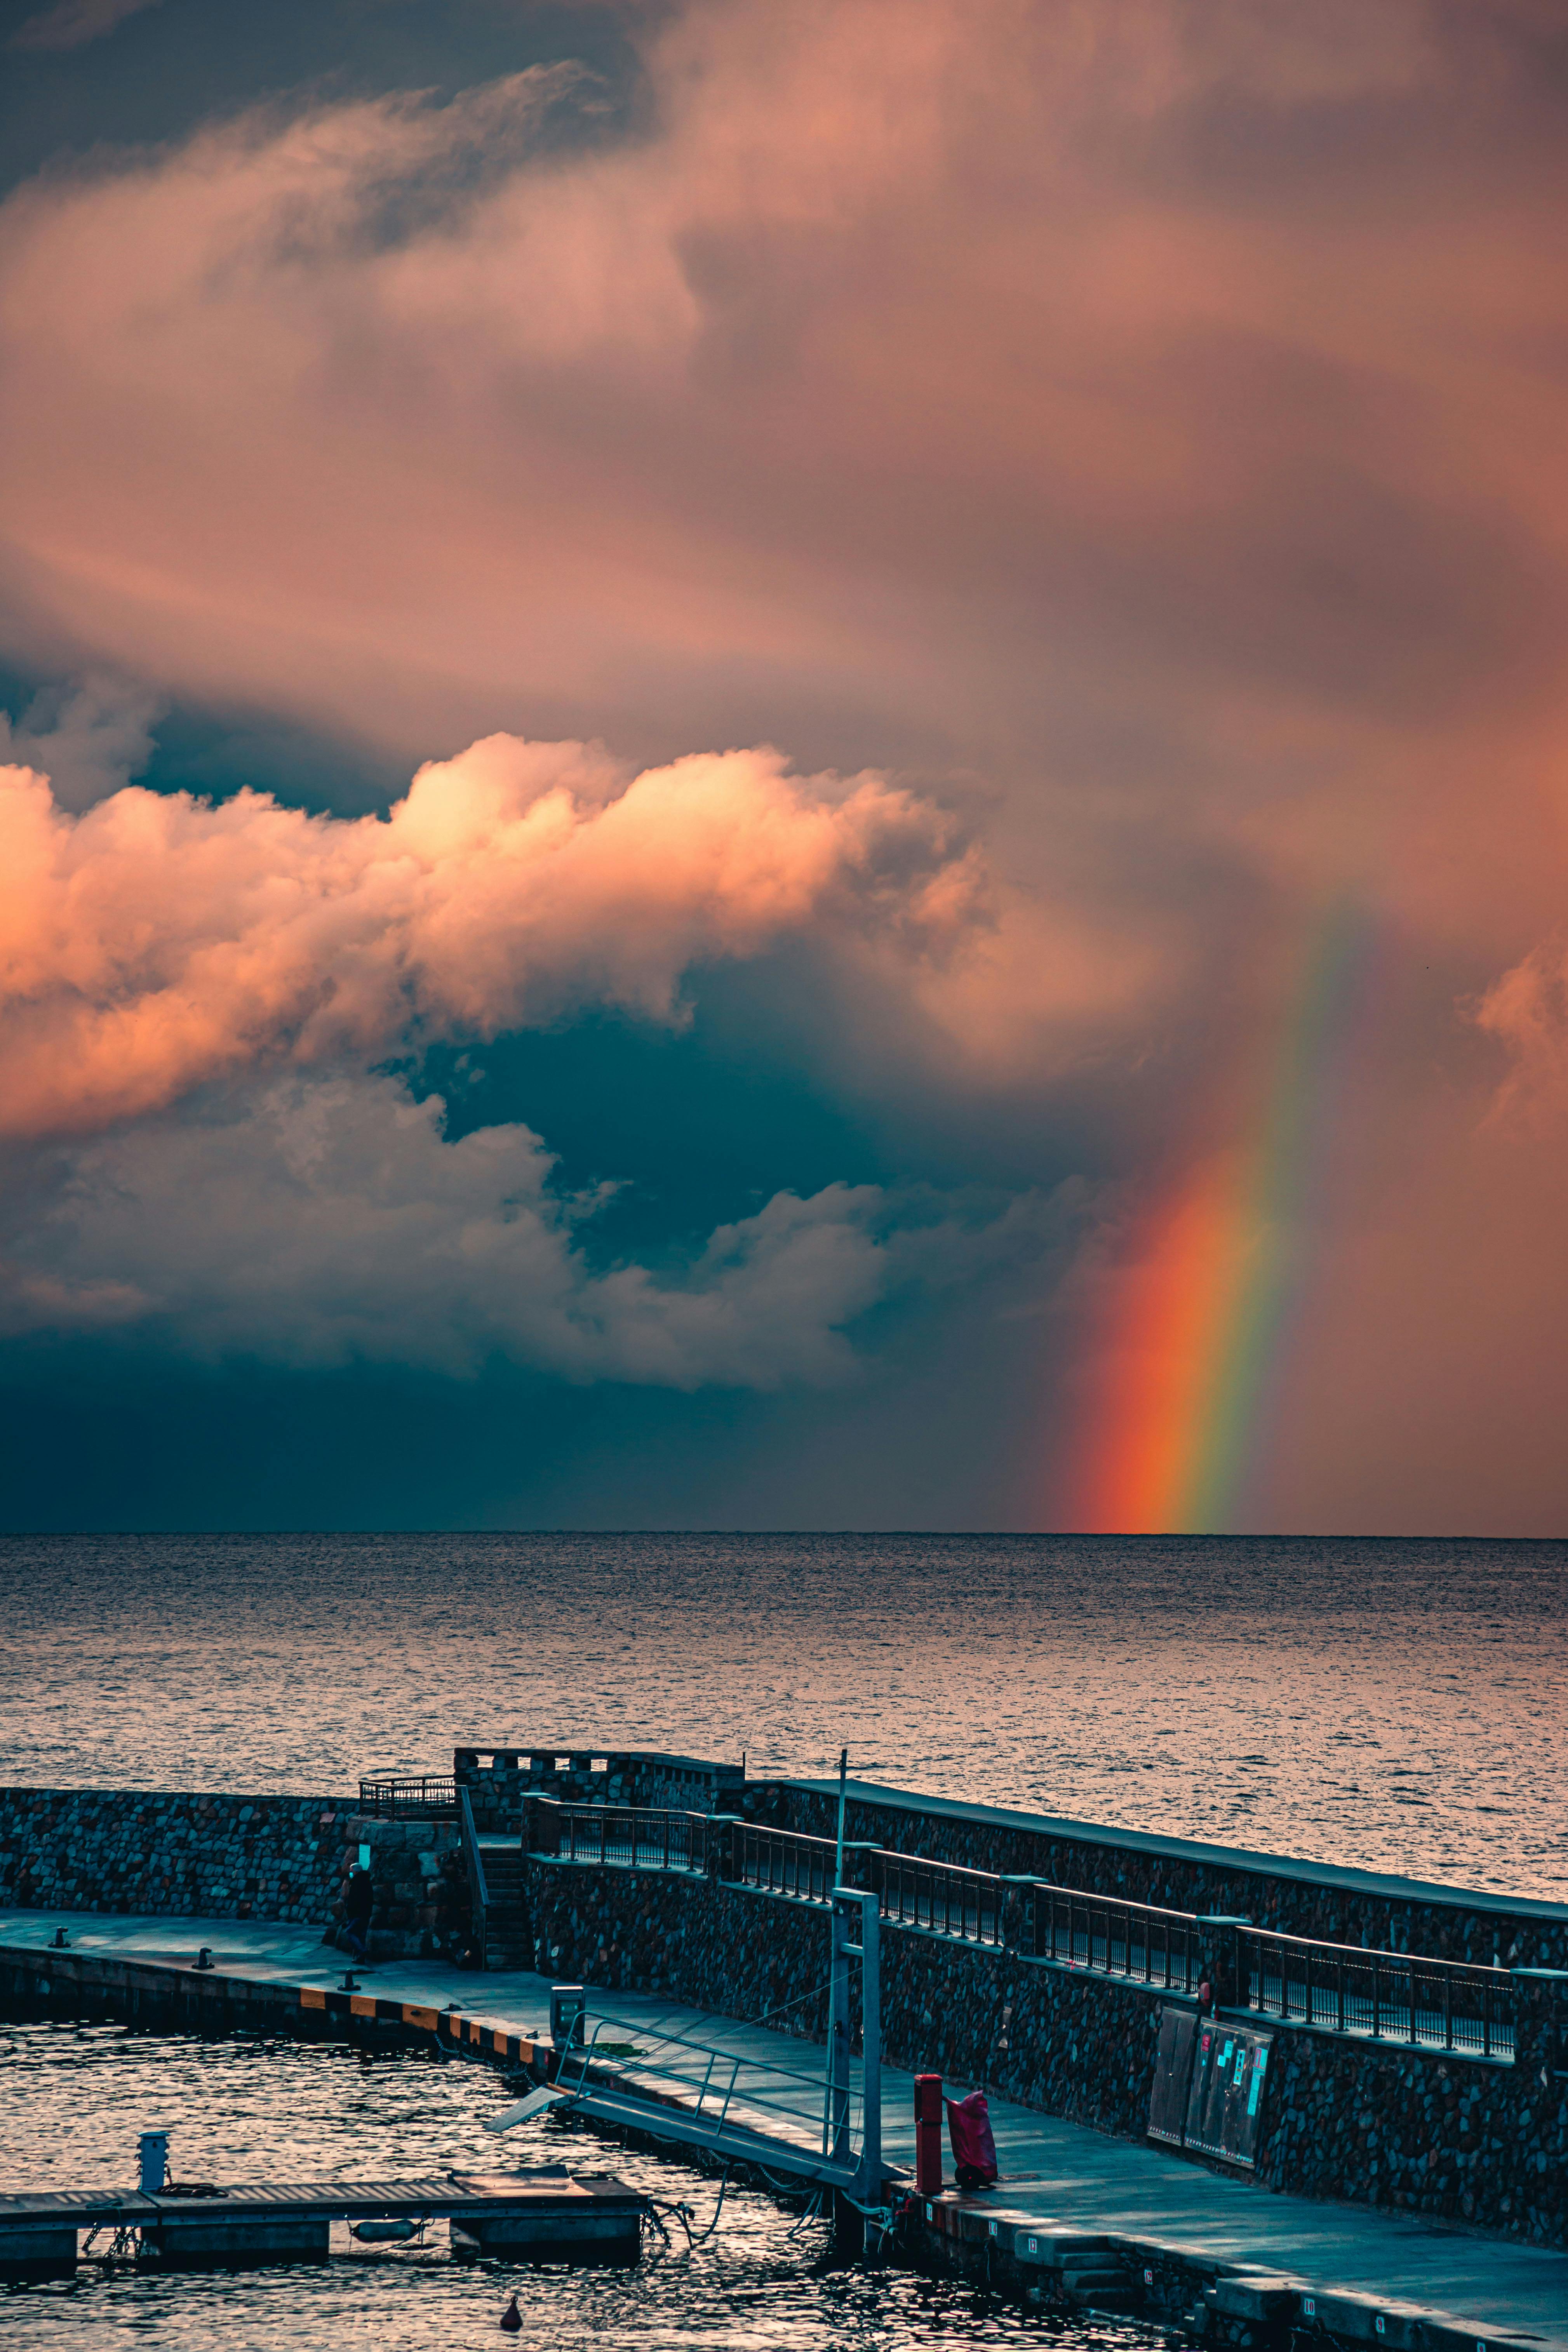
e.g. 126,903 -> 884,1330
1,1072 -> 899,1386
0,732 -> 982,1144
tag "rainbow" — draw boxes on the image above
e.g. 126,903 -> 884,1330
1067,902 -> 1375,1533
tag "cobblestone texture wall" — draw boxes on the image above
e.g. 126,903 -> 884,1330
0,1786 -> 346,1922
525,1855 -> 1568,2250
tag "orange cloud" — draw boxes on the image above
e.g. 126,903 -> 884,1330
0,732 -> 983,1142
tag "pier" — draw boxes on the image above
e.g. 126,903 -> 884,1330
2,1903 -> 1565,2346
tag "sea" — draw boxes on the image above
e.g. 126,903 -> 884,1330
2,1531 -> 1565,2347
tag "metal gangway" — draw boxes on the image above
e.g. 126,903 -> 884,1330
552,1889 -> 884,2206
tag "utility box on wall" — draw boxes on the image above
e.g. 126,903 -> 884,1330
1147,2007 -> 1272,2169
1183,2018 -> 1272,2168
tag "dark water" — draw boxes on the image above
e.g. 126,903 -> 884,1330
2,1532 -> 1565,1896
4,2020 -> 1150,2349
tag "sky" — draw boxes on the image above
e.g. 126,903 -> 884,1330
2,0 -> 1567,1534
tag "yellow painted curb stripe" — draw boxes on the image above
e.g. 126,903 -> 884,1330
299,1987 -> 326,2010
350,1994 -> 376,2017
402,2004 -> 439,2031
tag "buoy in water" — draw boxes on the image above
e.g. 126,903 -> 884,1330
499,2293 -> 523,2332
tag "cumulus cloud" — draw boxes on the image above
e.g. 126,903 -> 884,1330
0,731 -> 983,1143
0,1072 -> 898,1385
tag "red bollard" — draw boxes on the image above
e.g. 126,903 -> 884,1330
914,2072 -> 943,2194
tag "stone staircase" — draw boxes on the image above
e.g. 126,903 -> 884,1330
1058,2250 -> 1137,2312
474,1842 -> 533,1972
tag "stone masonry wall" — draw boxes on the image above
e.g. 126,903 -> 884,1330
0,1787 -> 346,1923
524,1853 -> 1568,2251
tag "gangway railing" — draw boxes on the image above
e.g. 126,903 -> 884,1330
1240,1927 -> 1514,2060
552,1888 -> 884,2201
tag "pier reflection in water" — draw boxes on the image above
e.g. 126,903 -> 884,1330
2,2020 -> 1163,2350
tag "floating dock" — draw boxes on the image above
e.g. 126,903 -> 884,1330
0,2168 -> 646,2277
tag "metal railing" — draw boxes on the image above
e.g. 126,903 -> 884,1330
1241,1928 -> 1514,2061
875,1851 -> 1005,1947
557,2004 -> 868,2175
358,1775 -> 458,1818
533,1798 -> 705,1874
1030,1882 -> 1203,1992
732,1822 -> 839,1905
458,1784 -> 491,1968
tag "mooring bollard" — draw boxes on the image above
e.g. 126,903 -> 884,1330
914,2072 -> 943,2194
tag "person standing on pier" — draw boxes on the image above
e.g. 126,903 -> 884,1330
343,1865 -> 374,1962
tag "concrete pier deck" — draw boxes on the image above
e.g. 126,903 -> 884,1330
2,1906 -> 1565,2345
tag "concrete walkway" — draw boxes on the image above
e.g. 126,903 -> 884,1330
2,1907 -> 1565,2346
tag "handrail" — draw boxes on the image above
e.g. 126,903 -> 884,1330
732,1821 -> 839,1904
459,1784 -> 490,1919
875,1849 -> 1006,1946
1239,1924 -> 1514,2060
1026,1879 -> 1204,1992
531,1797 -> 707,1872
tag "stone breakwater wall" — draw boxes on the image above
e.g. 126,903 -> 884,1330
0,1787 -> 345,1923
524,1852 -> 1568,2250
0,1787 -> 469,1961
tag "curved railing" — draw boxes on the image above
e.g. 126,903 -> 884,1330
358,1775 -> 458,1818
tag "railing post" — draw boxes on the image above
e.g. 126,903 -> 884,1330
1337,1953 -> 1345,2034
1443,1967 -> 1453,2050
706,1813 -> 741,1882
825,1891 -> 854,2165
1372,1954 -> 1382,2041
1408,1959 -> 1418,2046
1512,1967 -> 1568,2079
857,1890 -> 881,2206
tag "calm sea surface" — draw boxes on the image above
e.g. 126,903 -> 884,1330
1,1533 -> 1564,2346
2,1532 -> 1564,1896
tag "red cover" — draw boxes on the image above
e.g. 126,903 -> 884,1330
944,2090 -> 998,2183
